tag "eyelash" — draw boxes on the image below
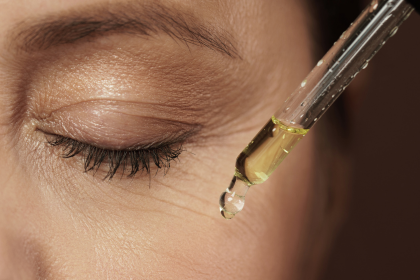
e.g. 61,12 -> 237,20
47,135 -> 183,180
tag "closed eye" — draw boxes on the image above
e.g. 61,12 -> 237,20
47,134 -> 184,180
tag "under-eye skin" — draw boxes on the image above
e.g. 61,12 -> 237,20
46,134 -> 184,180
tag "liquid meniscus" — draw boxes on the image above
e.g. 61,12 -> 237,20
219,116 -> 308,219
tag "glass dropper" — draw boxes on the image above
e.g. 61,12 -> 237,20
219,0 -> 414,219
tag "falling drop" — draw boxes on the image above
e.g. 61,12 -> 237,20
219,176 -> 249,220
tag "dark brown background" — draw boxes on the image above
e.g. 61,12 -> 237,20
322,10 -> 420,280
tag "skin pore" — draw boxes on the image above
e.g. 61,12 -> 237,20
0,0 -> 321,279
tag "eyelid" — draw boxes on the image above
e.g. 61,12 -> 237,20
33,98 -> 201,180
35,100 -> 202,150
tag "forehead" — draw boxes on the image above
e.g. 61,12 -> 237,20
0,0 -> 310,47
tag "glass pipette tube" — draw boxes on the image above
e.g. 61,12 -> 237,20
219,0 -> 414,219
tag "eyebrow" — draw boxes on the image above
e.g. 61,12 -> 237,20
10,1 -> 240,58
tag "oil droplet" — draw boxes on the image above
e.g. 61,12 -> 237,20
301,79 -> 307,87
285,107 -> 290,111
332,95 -> 335,98
389,26 -> 398,37
272,128 -> 276,132
362,61 -> 369,69
322,107 -> 325,111
219,176 -> 249,220
300,114 -> 304,118
314,118 -> 318,122
317,60 -> 324,66
300,102 -> 305,106
282,148 -> 289,154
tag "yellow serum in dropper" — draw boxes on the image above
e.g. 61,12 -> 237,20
219,116 -> 308,219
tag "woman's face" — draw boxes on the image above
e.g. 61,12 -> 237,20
0,0 -> 317,278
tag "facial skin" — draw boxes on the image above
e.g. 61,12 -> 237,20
0,0 -> 319,279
